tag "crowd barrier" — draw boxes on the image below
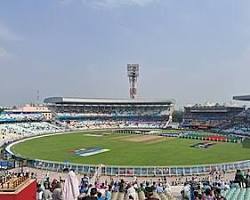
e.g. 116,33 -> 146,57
0,160 -> 15,169
25,159 -> 250,177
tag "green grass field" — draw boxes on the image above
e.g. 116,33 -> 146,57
11,131 -> 250,166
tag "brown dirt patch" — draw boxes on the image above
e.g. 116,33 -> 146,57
123,135 -> 165,143
113,135 -> 138,140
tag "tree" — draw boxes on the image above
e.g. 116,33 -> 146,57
172,110 -> 184,123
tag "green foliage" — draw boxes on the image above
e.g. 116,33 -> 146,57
11,132 -> 250,166
172,110 -> 184,123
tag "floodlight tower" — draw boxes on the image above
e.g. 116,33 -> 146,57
127,64 -> 139,99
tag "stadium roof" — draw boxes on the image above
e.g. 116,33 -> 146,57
233,95 -> 250,101
44,97 -> 175,105
185,102 -> 243,108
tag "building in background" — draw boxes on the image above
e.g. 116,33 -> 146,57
182,103 -> 244,129
0,104 -> 52,123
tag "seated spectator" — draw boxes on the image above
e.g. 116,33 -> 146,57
119,179 -> 126,192
145,182 -> 151,194
98,183 -> 106,197
80,188 -> 97,200
182,182 -> 191,200
156,183 -> 164,193
127,183 -> 137,200
37,184 -> 44,200
128,195 -> 134,200
193,191 -> 202,200
145,187 -> 159,200
202,188 -> 214,200
234,169 -> 244,188
43,183 -> 52,200
52,182 -> 63,200
245,174 -> 250,188
105,185 -> 112,200
97,192 -> 103,200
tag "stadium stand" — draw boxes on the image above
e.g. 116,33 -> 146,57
0,113 -> 44,123
182,103 -> 244,129
61,119 -> 166,130
44,97 -> 175,130
0,167 -> 177,200
0,104 -> 52,123
219,108 -> 250,136
1,167 -> 249,200
0,122 -> 64,146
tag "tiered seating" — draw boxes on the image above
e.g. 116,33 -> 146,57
0,113 -> 44,122
223,125 -> 250,135
238,188 -> 246,200
54,103 -> 172,130
245,188 -> 250,200
63,119 -> 168,130
17,122 -> 63,134
0,122 -> 63,136
0,122 -> 64,146
110,191 -> 175,200
56,107 -> 167,119
221,187 -> 250,200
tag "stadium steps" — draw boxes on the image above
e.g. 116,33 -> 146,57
230,188 -> 240,200
159,192 -> 168,200
117,192 -> 125,200
111,192 -> 118,200
222,188 -> 250,200
238,188 -> 246,200
244,188 -> 250,200
225,188 -> 236,200
221,189 -> 229,197
164,190 -> 175,200
138,191 -> 145,200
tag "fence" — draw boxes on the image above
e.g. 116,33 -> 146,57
0,160 -> 15,169
26,159 -> 250,177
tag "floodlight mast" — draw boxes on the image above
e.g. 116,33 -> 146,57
127,64 -> 139,99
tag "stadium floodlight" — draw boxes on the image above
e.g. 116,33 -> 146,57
127,64 -> 139,99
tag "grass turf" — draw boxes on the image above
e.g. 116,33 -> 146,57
11,132 -> 250,166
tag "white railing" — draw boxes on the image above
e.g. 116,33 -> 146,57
27,159 -> 250,177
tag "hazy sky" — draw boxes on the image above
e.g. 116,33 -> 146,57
0,0 -> 250,107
